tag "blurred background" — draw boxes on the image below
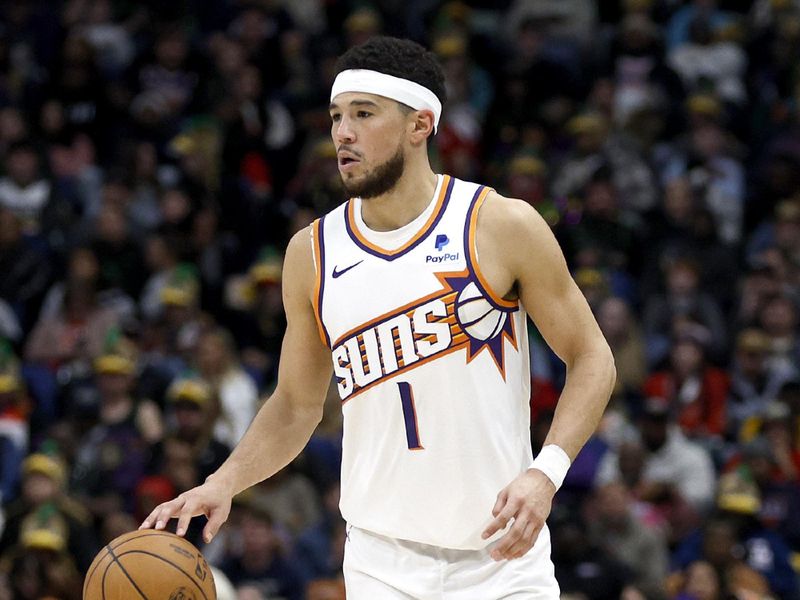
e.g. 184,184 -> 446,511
0,0 -> 798,598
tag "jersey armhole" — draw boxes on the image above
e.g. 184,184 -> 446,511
311,218 -> 332,348
465,187 -> 518,311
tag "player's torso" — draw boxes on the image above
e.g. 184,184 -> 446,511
311,174 -> 532,549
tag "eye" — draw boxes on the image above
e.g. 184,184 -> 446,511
330,113 -> 341,122
357,110 -> 372,118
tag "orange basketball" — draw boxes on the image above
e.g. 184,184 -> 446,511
83,530 -> 216,599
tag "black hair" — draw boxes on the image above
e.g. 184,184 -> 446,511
335,36 -> 447,108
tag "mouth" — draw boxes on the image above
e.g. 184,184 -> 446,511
338,155 -> 361,172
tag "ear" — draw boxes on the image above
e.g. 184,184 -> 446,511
408,109 -> 435,146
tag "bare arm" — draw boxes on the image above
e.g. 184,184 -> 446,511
209,227 -> 333,494
141,226 -> 334,540
510,204 -> 616,457
478,192 -> 616,558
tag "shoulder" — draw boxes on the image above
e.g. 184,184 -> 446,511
477,190 -> 550,241
475,190 -> 562,274
283,225 -> 316,291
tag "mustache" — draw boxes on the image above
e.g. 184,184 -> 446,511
337,146 -> 363,158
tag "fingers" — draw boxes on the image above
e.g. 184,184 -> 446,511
508,521 -> 541,560
490,519 -> 542,561
175,503 -> 194,537
491,489 -> 508,518
488,512 -> 527,560
139,497 -> 186,531
482,499 -> 518,541
203,503 -> 231,544
481,489 -> 510,540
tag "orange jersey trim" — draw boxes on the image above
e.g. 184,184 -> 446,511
345,175 -> 452,258
467,189 -> 518,310
311,219 -> 331,347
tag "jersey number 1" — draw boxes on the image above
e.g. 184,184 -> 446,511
397,382 -> 423,450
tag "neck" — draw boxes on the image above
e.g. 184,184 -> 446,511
359,159 -> 437,232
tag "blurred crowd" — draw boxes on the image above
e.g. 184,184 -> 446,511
0,0 -> 799,598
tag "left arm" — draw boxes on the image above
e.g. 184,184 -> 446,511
478,192 -> 616,559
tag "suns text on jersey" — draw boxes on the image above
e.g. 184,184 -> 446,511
332,292 -> 466,401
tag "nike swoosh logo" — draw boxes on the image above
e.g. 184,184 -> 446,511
332,260 -> 364,278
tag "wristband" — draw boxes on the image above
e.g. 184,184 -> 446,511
529,444 -> 571,490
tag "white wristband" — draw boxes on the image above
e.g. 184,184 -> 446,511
529,445 -> 571,490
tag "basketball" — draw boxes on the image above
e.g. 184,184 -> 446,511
83,530 -> 216,600
455,281 -> 507,341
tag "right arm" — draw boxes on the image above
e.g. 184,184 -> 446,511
140,226 -> 334,541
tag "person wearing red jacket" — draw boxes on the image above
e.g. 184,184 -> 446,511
644,332 -> 729,438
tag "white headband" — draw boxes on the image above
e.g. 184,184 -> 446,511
330,69 -> 442,133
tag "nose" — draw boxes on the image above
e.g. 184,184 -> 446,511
334,115 -> 356,144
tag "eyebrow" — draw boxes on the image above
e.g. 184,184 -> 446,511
329,99 -> 381,111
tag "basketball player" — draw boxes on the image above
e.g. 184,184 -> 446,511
141,36 -> 615,598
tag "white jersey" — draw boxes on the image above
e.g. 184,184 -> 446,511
311,174 -> 532,550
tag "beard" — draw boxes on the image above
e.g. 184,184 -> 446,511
342,145 -> 405,199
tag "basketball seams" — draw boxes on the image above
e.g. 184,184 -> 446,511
472,311 -> 504,339
100,561 -> 108,600
110,530 -> 179,551
456,305 -> 494,328
86,530 -> 170,582
453,295 -> 487,309
487,312 -> 507,339
107,545 -> 150,599
86,532 -> 212,600
84,549 -> 115,599
85,531 -> 178,597
115,550 -> 211,600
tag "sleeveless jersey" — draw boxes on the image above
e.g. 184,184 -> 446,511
311,174 -> 532,550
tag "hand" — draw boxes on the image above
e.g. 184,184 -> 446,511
139,477 -> 233,543
481,469 -> 556,561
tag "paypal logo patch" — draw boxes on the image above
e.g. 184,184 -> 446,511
426,252 -> 460,263
435,234 -> 449,251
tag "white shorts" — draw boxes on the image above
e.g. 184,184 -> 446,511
343,524 -> 560,599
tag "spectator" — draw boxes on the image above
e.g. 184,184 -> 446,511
24,248 -> 119,372
728,328 -> 798,440
550,508 -> 634,600
667,16 -> 747,106
0,344 -> 28,501
0,141 -> 52,236
587,482 -> 669,598
149,376 -> 230,485
90,202 -> 146,298
597,296 -> 647,402
643,332 -> 730,439
219,502 -> 304,600
0,452 -> 97,573
673,476 -> 799,599
194,326 -> 258,447
293,481 -> 345,583
597,397 -> 716,516
127,24 -> 203,140
558,167 -> 642,276
248,464 -> 321,537
0,208 -> 51,330
224,247 -> 285,387
642,256 -> 728,365
69,332 -> 154,518
758,294 -> 800,375
139,231 -> 181,321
